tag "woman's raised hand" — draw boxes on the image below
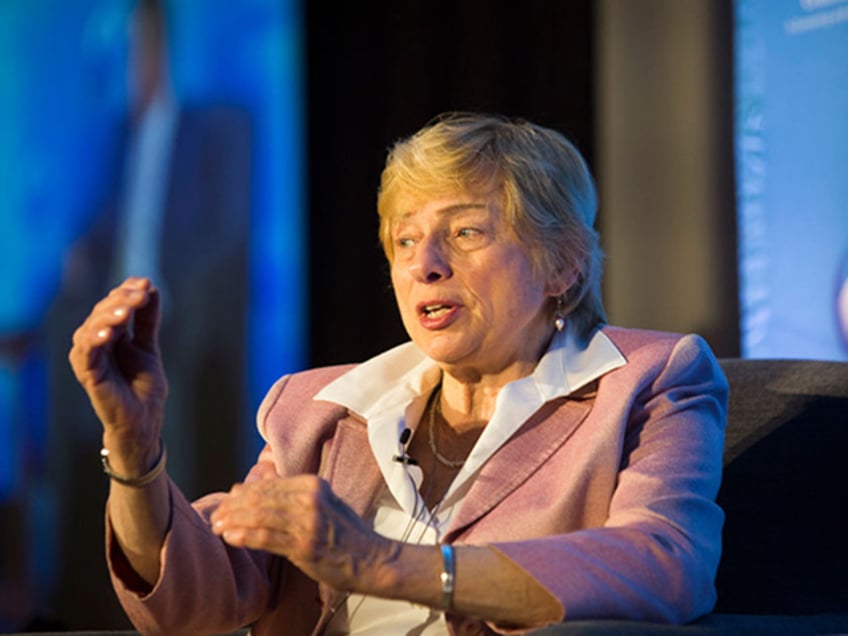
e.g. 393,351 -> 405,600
69,277 -> 168,470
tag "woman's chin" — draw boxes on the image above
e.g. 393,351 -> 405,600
413,335 -> 476,367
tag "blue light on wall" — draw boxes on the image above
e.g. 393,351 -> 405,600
0,0 -> 305,625
735,0 -> 848,361
167,0 -> 309,465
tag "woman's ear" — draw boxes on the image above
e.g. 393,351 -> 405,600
546,265 -> 579,298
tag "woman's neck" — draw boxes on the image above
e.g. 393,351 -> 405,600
437,354 -> 540,430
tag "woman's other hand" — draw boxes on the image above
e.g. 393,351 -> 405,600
209,474 -> 562,625
210,475 -> 401,594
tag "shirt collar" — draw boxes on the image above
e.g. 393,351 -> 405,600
314,323 -> 626,418
313,324 -> 626,519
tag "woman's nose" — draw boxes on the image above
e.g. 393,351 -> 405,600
408,237 -> 451,282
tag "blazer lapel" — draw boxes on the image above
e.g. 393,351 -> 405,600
320,416 -> 384,518
315,416 -> 384,617
445,386 -> 597,540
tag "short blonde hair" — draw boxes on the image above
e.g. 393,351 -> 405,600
377,112 -> 606,340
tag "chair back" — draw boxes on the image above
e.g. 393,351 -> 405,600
715,358 -> 848,614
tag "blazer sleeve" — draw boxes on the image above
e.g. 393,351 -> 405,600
104,370 -> 347,635
105,451 -> 285,635
490,334 -> 728,628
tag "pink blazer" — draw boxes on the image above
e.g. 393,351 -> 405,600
107,326 -> 728,635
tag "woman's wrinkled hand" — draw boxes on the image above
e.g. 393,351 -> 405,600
210,474 -> 400,593
68,277 -> 168,457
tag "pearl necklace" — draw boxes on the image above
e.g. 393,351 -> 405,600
427,386 -> 466,468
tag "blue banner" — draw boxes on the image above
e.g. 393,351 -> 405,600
735,0 -> 848,360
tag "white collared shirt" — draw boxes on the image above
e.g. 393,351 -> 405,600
316,325 -> 626,634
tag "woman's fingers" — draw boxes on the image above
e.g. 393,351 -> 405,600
68,277 -> 168,438
210,476 -> 391,590
131,286 -> 161,354
212,477 -> 320,540
212,479 -> 319,557
99,277 -> 160,351
70,279 -> 155,368
73,278 -> 148,336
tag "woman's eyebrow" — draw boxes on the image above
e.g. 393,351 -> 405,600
436,203 -> 489,216
393,202 -> 490,223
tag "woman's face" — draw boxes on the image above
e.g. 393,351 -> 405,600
389,191 -> 560,381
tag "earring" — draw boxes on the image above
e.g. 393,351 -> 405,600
554,296 -> 566,332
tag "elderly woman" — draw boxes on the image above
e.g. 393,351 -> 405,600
69,113 -> 727,635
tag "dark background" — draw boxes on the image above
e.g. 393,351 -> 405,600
305,0 -> 612,368
305,0 -> 738,369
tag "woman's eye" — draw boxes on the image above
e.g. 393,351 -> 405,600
395,236 -> 415,249
449,225 -> 490,251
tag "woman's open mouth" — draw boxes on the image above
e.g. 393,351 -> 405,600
417,301 -> 459,328
422,303 -> 452,318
